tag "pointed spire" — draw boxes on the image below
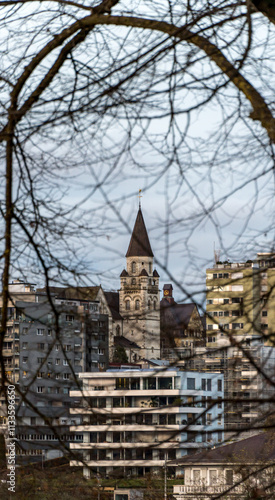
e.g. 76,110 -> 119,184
126,208 -> 154,257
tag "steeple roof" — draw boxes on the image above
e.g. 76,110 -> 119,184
126,208 -> 154,257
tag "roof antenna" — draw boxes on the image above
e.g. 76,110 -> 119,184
138,189 -> 142,209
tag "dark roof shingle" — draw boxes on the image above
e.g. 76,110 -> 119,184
126,209 -> 154,258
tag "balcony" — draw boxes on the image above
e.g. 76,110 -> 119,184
174,484 -> 244,495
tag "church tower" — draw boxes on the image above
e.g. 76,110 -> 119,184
119,208 -> 160,359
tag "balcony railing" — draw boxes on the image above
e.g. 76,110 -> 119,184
175,484 -> 244,494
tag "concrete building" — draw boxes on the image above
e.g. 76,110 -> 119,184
69,368 -> 224,478
205,254 -> 275,435
0,284 -> 109,461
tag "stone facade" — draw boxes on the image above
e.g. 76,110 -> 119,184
119,209 -> 160,359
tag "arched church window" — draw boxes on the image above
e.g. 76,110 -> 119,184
152,280 -> 155,285
132,262 -> 136,273
116,325 -> 120,336
132,278 -> 136,285
148,300 -> 151,310
126,300 -> 130,310
149,262 -> 152,274
153,301 -> 156,310
135,300 -> 140,310
148,279 -> 151,285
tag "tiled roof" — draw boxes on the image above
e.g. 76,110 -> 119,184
36,286 -> 100,301
104,291 -> 123,320
160,300 -> 196,328
169,432 -> 275,465
139,268 -> 148,276
126,209 -> 154,257
114,336 -> 141,349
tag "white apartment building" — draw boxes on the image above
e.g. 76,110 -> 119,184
69,368 -> 224,478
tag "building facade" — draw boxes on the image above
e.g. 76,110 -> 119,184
119,208 -> 161,359
0,284 -> 109,461
205,254 -> 275,435
69,368 -> 224,478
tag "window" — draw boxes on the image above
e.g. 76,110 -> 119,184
224,298 -> 229,304
55,345 -> 60,351
37,372 -> 43,379
219,311 -> 223,316
37,343 -> 45,350
218,379 -> 222,392
131,261 -> 136,273
148,300 -> 151,310
149,262 -> 152,273
135,299 -> 140,310
63,360 -> 68,366
153,301 -> 157,310
98,348 -> 105,355
37,329 -> 45,335
262,310 -> 268,317
37,357 -> 44,363
209,469 -> 217,484
37,387 -> 44,393
132,278 -> 136,285
187,378 -> 195,390
125,300 -> 130,310
63,373 -> 70,380
65,345 -> 71,351
208,325 -> 213,330
218,397 -> 222,408
55,359 -> 60,365
66,315 -> 74,322
22,357 -> 28,363
22,342 -> 28,349
193,470 -> 201,482
207,379 -> 212,391
207,299 -> 213,304
225,469 -> 233,485
232,323 -> 243,329
207,413 -> 212,424
48,329 -> 52,336
202,379 -> 206,391
23,371 -> 27,378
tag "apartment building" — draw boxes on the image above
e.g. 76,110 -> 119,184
205,254 -> 275,435
69,368 -> 224,478
206,261 -> 262,348
0,281 -> 109,461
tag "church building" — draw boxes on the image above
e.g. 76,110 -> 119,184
118,207 -> 160,360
